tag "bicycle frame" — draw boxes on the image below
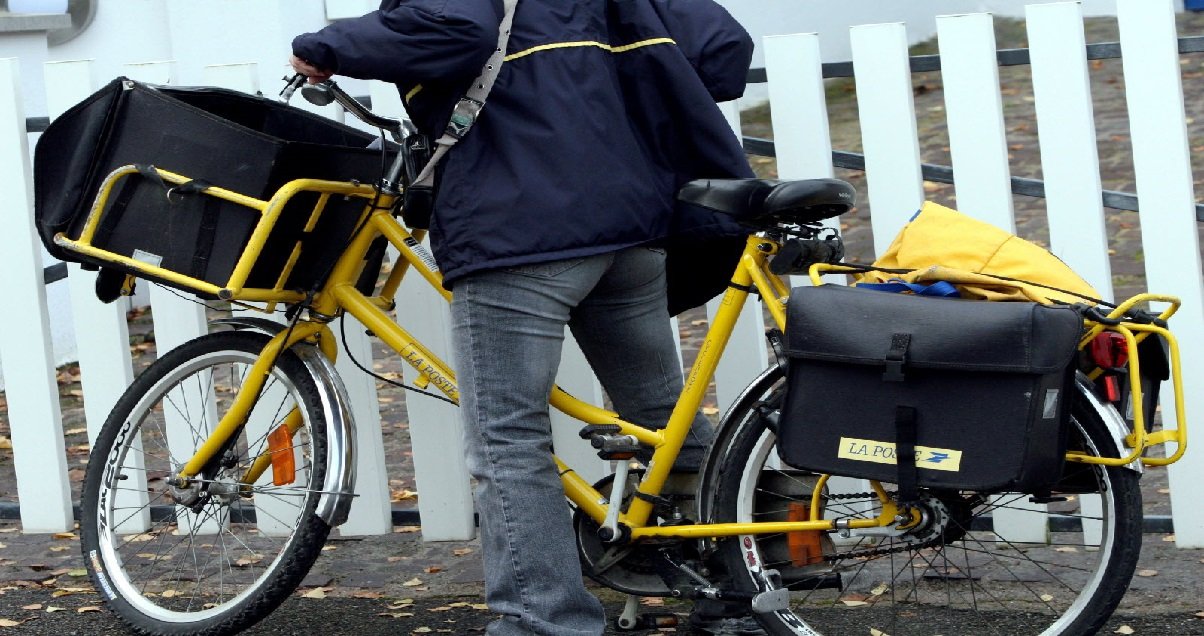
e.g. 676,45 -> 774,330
92,177 -> 898,541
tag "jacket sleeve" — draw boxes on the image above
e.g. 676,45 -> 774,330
654,1 -> 753,102
292,0 -> 503,85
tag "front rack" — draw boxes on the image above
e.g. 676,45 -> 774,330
54,164 -> 383,311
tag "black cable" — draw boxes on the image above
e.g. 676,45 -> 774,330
337,313 -> 458,406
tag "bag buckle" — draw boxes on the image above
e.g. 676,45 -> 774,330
883,333 -> 911,382
446,97 -> 485,140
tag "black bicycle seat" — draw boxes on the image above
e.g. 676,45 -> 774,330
677,178 -> 855,226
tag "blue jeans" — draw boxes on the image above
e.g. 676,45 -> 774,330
451,247 -> 714,635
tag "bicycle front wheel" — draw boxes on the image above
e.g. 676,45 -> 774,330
80,330 -> 331,635
710,368 -> 1142,636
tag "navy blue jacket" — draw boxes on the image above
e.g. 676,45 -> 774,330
294,0 -> 755,313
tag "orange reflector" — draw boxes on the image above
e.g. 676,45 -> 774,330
268,425 -> 296,486
787,502 -> 824,567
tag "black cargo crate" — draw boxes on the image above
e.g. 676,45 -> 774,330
34,77 -> 386,296
778,285 -> 1084,494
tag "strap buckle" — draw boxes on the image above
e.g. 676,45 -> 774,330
446,97 -> 485,140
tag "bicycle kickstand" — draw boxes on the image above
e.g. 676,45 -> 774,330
614,594 -> 679,632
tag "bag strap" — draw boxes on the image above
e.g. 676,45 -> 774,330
412,0 -> 518,188
894,406 -> 920,506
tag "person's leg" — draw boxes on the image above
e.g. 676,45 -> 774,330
567,246 -> 714,472
569,247 -> 765,635
451,255 -> 611,636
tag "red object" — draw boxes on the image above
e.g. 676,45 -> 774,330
1089,332 -> 1128,370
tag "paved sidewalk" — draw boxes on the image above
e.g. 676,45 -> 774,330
1,520 -> 1202,634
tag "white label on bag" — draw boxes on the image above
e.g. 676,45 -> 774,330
132,249 -> 163,268
837,437 -> 963,472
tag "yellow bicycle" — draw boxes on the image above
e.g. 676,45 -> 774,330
61,81 -> 1187,636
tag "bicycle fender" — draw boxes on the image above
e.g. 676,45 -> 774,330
1074,374 -> 1143,475
211,317 -> 359,527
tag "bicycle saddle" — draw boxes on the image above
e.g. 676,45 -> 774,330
677,178 -> 855,226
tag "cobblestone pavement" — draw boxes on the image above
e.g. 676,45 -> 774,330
1,11 -> 1203,636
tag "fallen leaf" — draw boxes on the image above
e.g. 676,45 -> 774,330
0,437 -> 13,451
690,319 -> 707,326
48,546 -> 69,553
52,532 -> 76,540
701,406 -> 719,416
0,619 -> 24,627
452,548 -> 473,557
234,555 -> 263,567
1054,547 -> 1079,553
413,628 -> 433,634
77,606 -> 102,613
160,590 -> 179,598
1136,569 -> 1158,577
1115,626 -> 1135,635
841,600 -> 869,607
471,604 -> 489,611
0,543 -> 5,549
41,578 -> 58,587
67,569 -> 87,577
1040,594 -> 1054,602
391,489 -> 419,502
402,578 -> 424,587
394,526 -> 421,534
871,629 -> 891,636
21,604 -> 41,610
1162,535 -> 1176,543
352,591 -> 384,599
387,556 -> 405,563
870,583 -> 890,596
424,566 -> 443,574
640,598 -> 663,607
301,587 -> 329,599
1194,610 -> 1204,618
46,606 -> 67,613
321,546 -> 337,552
64,427 -> 87,436
430,606 -> 452,612
378,612 -> 415,618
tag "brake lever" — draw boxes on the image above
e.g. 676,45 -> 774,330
279,73 -> 306,103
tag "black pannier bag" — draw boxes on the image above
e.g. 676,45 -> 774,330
778,285 -> 1084,494
34,77 -> 386,297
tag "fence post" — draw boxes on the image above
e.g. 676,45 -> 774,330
0,57 -> 73,532
44,60 -> 136,446
764,32 -> 846,289
1026,2 -> 1115,300
707,102 -> 769,416
1117,0 -> 1204,547
936,12 -> 1018,233
394,243 -> 475,541
850,22 -> 925,255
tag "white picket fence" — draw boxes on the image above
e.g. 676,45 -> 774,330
1,0 -> 1202,547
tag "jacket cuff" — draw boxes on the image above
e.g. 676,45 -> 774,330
292,33 -> 339,73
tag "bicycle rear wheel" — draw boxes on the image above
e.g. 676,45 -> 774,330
80,330 -> 330,635
710,368 -> 1142,636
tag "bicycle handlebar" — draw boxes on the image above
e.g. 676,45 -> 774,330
280,75 -> 408,141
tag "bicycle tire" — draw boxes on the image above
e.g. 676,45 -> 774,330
80,330 -> 331,636
709,366 -> 1142,636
